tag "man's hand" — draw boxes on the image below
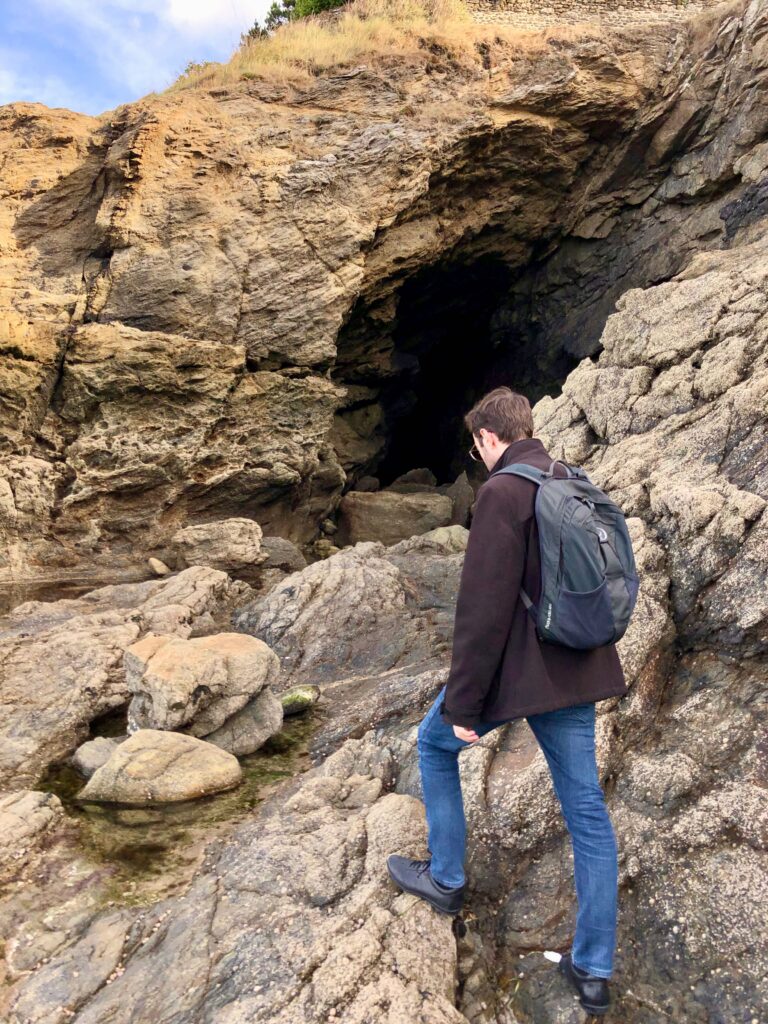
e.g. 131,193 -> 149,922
453,725 -> 479,743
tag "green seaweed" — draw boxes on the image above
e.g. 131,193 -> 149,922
39,709 -> 318,909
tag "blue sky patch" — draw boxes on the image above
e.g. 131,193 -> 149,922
0,0 -> 271,115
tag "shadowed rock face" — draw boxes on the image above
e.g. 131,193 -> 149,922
0,0 -> 764,579
1,1 -> 767,1022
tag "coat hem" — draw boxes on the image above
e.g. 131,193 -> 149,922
440,686 -> 627,727
484,687 -> 627,722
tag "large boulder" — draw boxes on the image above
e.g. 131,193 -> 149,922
259,535 -> 307,573
125,631 -> 280,736
234,544 -> 411,690
337,490 -> 453,546
171,518 -> 267,574
77,729 -> 242,804
0,566 -> 246,789
202,686 -> 284,757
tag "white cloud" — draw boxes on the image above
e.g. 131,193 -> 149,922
36,1 -> 179,96
2,0 -> 273,114
0,61 -> 87,112
165,0 -> 257,33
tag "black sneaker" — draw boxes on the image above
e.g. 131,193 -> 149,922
559,952 -> 611,1015
386,855 -> 464,916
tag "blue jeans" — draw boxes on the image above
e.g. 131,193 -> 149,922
417,684 -> 619,978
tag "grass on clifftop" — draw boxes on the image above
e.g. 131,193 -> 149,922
168,0 -> 597,90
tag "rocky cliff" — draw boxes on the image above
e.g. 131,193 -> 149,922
0,0 -> 766,1022
1,0 -> 764,582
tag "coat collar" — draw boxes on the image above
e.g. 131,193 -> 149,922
488,436 -> 546,476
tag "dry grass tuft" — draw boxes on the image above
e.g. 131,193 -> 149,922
166,0 -> 602,91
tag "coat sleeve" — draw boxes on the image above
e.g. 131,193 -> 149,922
440,480 -> 527,728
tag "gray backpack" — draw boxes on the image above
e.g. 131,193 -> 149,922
496,460 -> 639,649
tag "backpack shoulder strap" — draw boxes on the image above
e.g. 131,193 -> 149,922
494,463 -> 548,486
494,464 -> 544,625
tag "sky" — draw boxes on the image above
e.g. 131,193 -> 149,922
0,0 -> 273,117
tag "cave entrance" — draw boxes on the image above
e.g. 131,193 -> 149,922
334,253 -> 582,488
374,256 -> 513,485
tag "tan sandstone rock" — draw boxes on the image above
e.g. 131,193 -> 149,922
78,729 -> 242,805
337,490 -> 454,546
124,631 -> 280,736
171,517 -> 267,573
0,566 -> 247,788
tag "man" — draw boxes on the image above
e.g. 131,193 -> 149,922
387,387 -> 628,1017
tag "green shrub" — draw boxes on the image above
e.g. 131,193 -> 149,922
294,0 -> 347,18
178,59 -> 216,82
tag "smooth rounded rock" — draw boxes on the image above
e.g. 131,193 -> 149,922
77,729 -> 242,805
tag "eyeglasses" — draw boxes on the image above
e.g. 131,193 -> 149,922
468,443 -> 482,462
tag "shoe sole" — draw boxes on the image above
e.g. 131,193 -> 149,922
558,958 -> 610,1016
414,890 -> 463,916
386,866 -> 463,917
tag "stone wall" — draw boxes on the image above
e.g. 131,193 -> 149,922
466,0 -> 726,28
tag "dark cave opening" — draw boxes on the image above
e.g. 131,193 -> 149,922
334,253 -> 583,488
329,100 -> 744,500
375,257 -> 514,485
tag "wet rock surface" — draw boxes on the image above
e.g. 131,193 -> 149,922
0,709 -> 317,1008
77,730 -> 244,805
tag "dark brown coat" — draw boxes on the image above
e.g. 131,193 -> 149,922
440,436 -> 628,728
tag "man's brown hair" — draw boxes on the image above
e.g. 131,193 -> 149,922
464,387 -> 534,443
